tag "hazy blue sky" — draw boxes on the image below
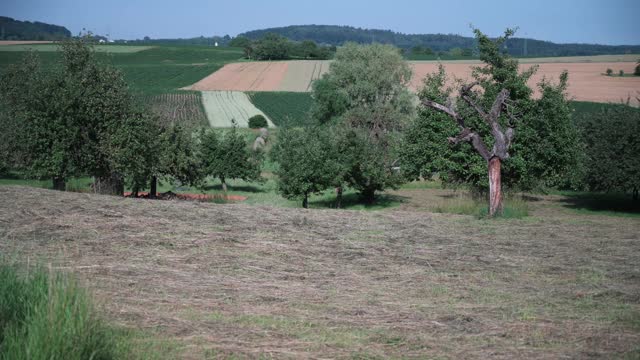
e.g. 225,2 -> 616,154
2,0 -> 639,44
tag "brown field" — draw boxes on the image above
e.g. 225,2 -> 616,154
0,40 -> 54,45
410,62 -> 640,104
187,62 -> 289,92
187,59 -> 640,105
1,185 -> 639,359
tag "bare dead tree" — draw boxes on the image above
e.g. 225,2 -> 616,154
422,83 -> 515,217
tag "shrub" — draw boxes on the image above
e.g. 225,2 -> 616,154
248,114 -> 268,129
619,69 -> 624,76
635,61 -> 640,76
0,263 -> 126,359
606,68 -> 613,76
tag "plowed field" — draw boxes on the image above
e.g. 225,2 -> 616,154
187,58 -> 640,105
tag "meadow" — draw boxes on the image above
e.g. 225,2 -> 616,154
0,184 -> 638,358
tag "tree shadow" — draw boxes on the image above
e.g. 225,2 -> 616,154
201,183 -> 266,193
310,192 -> 409,210
558,192 -> 640,215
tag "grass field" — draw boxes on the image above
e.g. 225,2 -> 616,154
0,45 -> 245,95
201,91 -> 275,128
0,44 -> 154,52
0,185 -> 638,358
248,92 -> 314,127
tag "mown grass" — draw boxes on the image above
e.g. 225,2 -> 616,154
0,263 -> 126,359
248,92 -> 314,127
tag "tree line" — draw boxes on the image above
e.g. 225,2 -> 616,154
229,34 -> 334,60
1,31 -> 637,215
0,38 -> 262,197
0,16 -> 72,41
238,25 -> 640,57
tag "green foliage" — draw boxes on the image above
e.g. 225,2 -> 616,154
576,104 -> 640,197
271,127 -> 343,207
635,60 -> 640,76
619,69 -> 624,76
0,16 -> 71,40
248,92 -> 313,127
310,42 -> 413,201
253,33 -> 290,60
0,263 -> 126,359
0,38 -> 197,194
403,29 -> 581,193
238,24 -> 640,57
606,68 -> 613,76
248,114 -> 268,129
336,127 -> 405,203
199,123 -> 262,190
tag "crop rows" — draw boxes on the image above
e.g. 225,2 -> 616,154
201,91 -> 273,128
248,92 -> 314,127
143,92 -> 208,128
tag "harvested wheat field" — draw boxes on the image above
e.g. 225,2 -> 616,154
1,186 -> 639,359
187,59 -> 640,105
410,62 -> 640,105
187,62 -> 289,92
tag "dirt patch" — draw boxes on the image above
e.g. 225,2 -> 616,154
187,62 -> 289,92
1,186 -> 638,358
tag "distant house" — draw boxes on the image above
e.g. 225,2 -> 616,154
214,42 -> 218,47
98,39 -> 106,43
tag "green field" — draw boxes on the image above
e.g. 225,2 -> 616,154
0,44 -> 154,52
248,92 -> 314,127
0,45 -> 244,95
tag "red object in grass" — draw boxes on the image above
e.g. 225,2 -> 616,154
123,192 -> 247,202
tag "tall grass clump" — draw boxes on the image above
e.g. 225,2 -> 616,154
430,193 -> 529,219
0,263 -> 126,360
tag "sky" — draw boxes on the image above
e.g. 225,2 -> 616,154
1,0 -> 639,45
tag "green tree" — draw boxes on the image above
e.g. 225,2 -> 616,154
579,104 -> 640,199
229,36 -> 253,59
635,59 -> 640,76
311,42 -> 413,203
272,127 -> 342,208
0,38 -> 166,195
199,123 -> 262,192
254,33 -> 290,60
403,29 -> 581,215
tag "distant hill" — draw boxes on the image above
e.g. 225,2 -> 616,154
0,16 -> 71,41
238,25 -> 640,57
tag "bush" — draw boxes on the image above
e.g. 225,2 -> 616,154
635,61 -> 640,76
606,68 -> 613,76
619,69 -> 624,76
248,114 -> 268,129
0,263 -> 126,359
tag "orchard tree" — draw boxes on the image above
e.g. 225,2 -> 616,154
0,38 -> 167,195
311,42 -> 414,203
199,124 -> 262,192
402,29 -> 581,216
271,127 -> 343,208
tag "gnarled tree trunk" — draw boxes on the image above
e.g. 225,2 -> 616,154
422,84 -> 515,218
302,192 -> 309,209
488,157 -> 503,216
335,186 -> 343,209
